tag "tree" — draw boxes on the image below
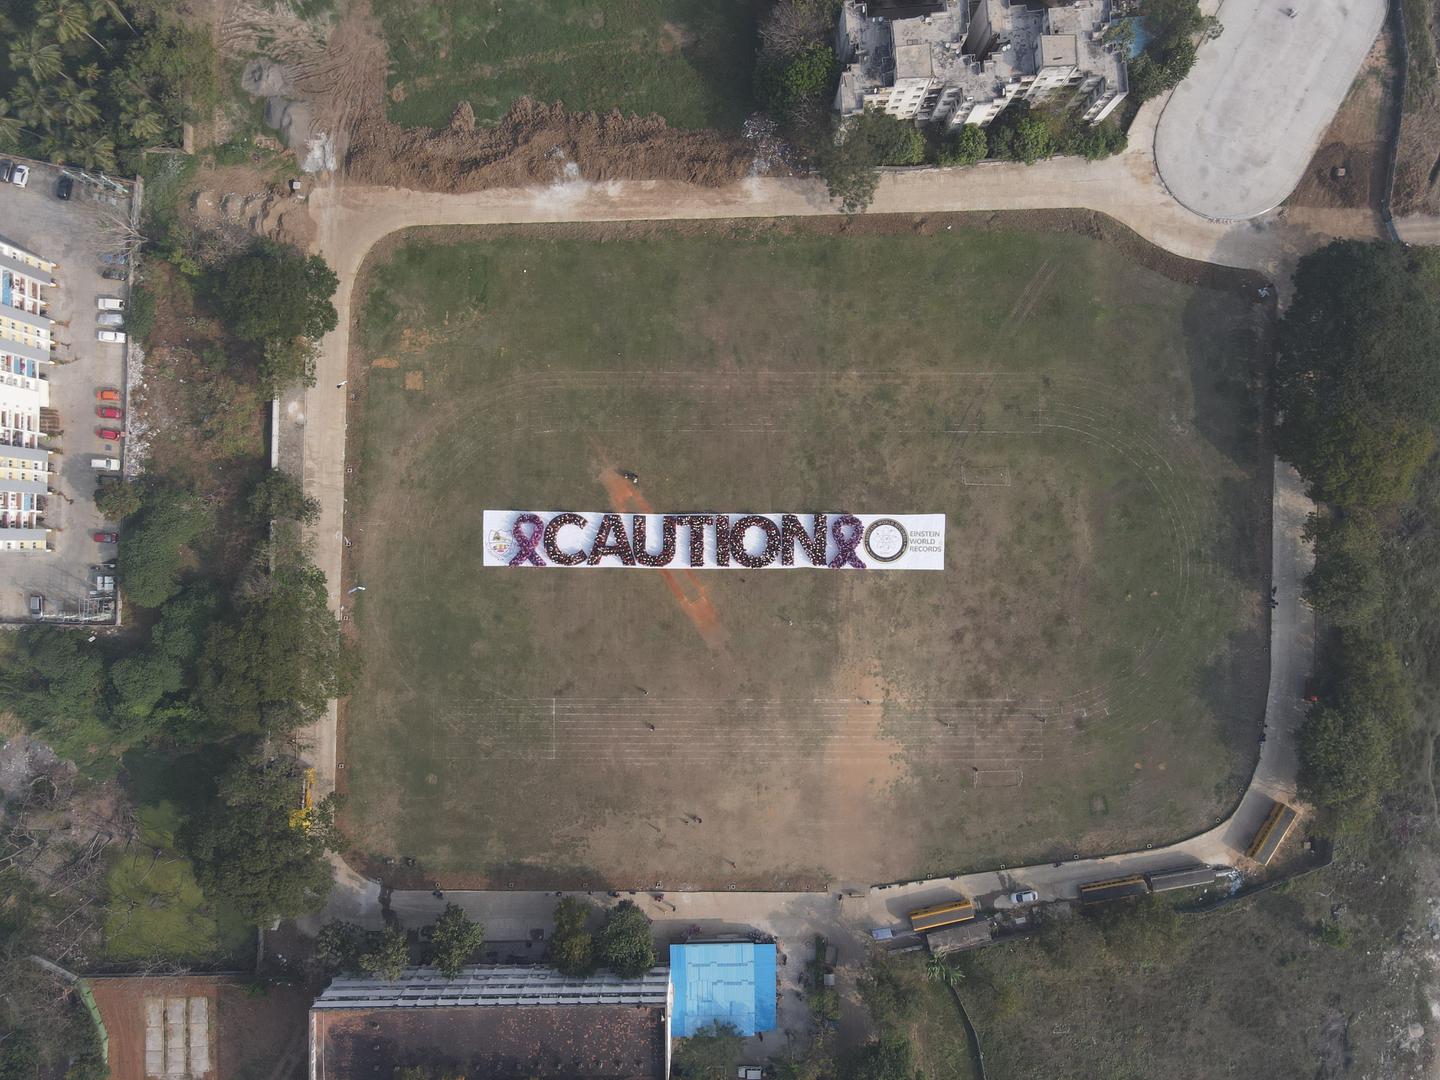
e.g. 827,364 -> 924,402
596,900 -> 655,978
180,755 -> 339,922
550,896 -> 596,975
429,903 -> 484,977
816,110 -> 926,213
758,0 -> 834,60
924,953 -> 962,988
772,1031 -> 835,1080
260,335 -> 321,392
115,495 -> 211,608
313,920 -> 367,975
989,103 -> 1053,164
1302,511 -> 1384,627
0,1029 -> 38,1080
1276,242 -> 1440,508
849,1035 -> 916,1080
856,954 -> 921,1029
756,43 -> 837,128
212,242 -> 338,349
1298,703 -> 1393,829
938,124 -> 987,166
249,471 -> 320,525
0,627 -> 105,737
199,557 -> 353,736
673,1022 -> 744,1080
360,925 -> 410,981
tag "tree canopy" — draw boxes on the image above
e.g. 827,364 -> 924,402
115,494 -> 211,608
673,1022 -> 744,1080
596,900 -> 656,978
549,896 -> 596,976
211,242 -> 338,389
429,903 -> 485,977
817,110 -> 926,213
1276,242 -> 1440,509
180,755 -> 340,923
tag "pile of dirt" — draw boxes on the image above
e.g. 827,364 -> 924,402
223,0 -> 754,194
344,96 -> 754,191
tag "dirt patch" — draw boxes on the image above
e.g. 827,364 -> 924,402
403,370 -> 424,391
1288,25 -> 1396,212
224,0 -> 752,194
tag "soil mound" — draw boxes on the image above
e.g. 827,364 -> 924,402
344,97 -> 753,191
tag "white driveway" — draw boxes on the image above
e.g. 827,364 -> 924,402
1155,0 -> 1386,219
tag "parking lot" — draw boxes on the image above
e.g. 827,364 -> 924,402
0,156 -> 133,622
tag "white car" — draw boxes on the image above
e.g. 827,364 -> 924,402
90,457 -> 120,470
97,312 -> 124,327
10,164 -> 28,188
96,329 -> 126,343
97,297 -> 125,312
1009,890 -> 1039,905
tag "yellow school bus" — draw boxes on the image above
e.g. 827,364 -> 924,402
909,898 -> 977,933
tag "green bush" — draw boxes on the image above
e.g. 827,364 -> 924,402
126,283 -> 157,343
115,496 -> 211,609
755,43 -> 838,127
938,125 -> 987,166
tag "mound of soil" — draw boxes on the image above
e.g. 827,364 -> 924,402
344,96 -> 754,191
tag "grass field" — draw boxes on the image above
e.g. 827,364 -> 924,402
343,220 -> 1269,888
372,0 -> 761,131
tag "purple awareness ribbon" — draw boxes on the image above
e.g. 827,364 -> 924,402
828,514 -> 866,569
508,513 -> 546,566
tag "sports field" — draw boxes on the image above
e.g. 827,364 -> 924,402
343,220 -> 1270,888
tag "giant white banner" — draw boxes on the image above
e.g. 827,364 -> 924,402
483,511 -> 945,570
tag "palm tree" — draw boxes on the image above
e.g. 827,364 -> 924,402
58,84 -> 100,129
924,954 -> 961,988
63,130 -> 115,171
37,0 -> 93,45
76,62 -> 102,85
10,32 -> 65,82
13,79 -> 63,130
0,101 -> 23,149
122,101 -> 165,143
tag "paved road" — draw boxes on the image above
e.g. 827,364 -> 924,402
1155,0 -> 1386,220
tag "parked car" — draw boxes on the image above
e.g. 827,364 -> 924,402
10,164 -> 27,188
90,457 -> 121,470
96,427 -> 123,441
100,252 -> 127,265
96,405 -> 122,419
56,175 -> 72,200
92,531 -> 117,544
96,387 -> 120,402
96,312 -> 124,327
100,268 -> 126,281
1009,890 -> 1039,905
27,594 -> 44,616
96,330 -> 126,343
97,297 -> 125,311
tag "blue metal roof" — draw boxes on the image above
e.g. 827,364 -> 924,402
669,942 -> 777,1038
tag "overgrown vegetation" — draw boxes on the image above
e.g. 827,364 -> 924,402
0,0 -> 218,172
1279,241 -> 1440,832
1128,0 -> 1220,102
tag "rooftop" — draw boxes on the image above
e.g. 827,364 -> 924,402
311,1003 -> 668,1080
670,942 -> 777,1038
313,964 -> 670,1010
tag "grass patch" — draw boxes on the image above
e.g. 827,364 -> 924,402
1402,0 -> 1437,110
101,802 -> 252,964
345,222 -> 1268,888
372,0 -> 762,131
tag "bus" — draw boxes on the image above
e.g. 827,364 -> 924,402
1077,874 -> 1149,904
1246,799 -> 1297,866
908,898 -> 976,933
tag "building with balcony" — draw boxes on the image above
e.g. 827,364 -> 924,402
835,0 -> 1128,129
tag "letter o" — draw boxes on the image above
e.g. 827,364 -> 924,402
730,515 -> 780,569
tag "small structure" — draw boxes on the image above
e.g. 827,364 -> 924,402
310,965 -> 672,1080
925,918 -> 996,956
669,942 -> 777,1038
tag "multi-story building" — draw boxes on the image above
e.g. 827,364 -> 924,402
835,0 -> 1128,129
0,236 -> 56,550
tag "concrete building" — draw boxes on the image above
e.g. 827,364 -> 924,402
0,236 -> 56,549
309,965 -> 673,1080
835,0 -> 1128,129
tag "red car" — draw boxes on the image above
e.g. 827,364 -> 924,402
96,405 -> 123,419
96,427 -> 123,441
92,531 -> 117,544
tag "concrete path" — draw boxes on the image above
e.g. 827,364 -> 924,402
1155,0 -> 1386,219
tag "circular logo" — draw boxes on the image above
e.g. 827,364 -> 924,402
862,518 -> 909,563
487,528 -> 514,559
